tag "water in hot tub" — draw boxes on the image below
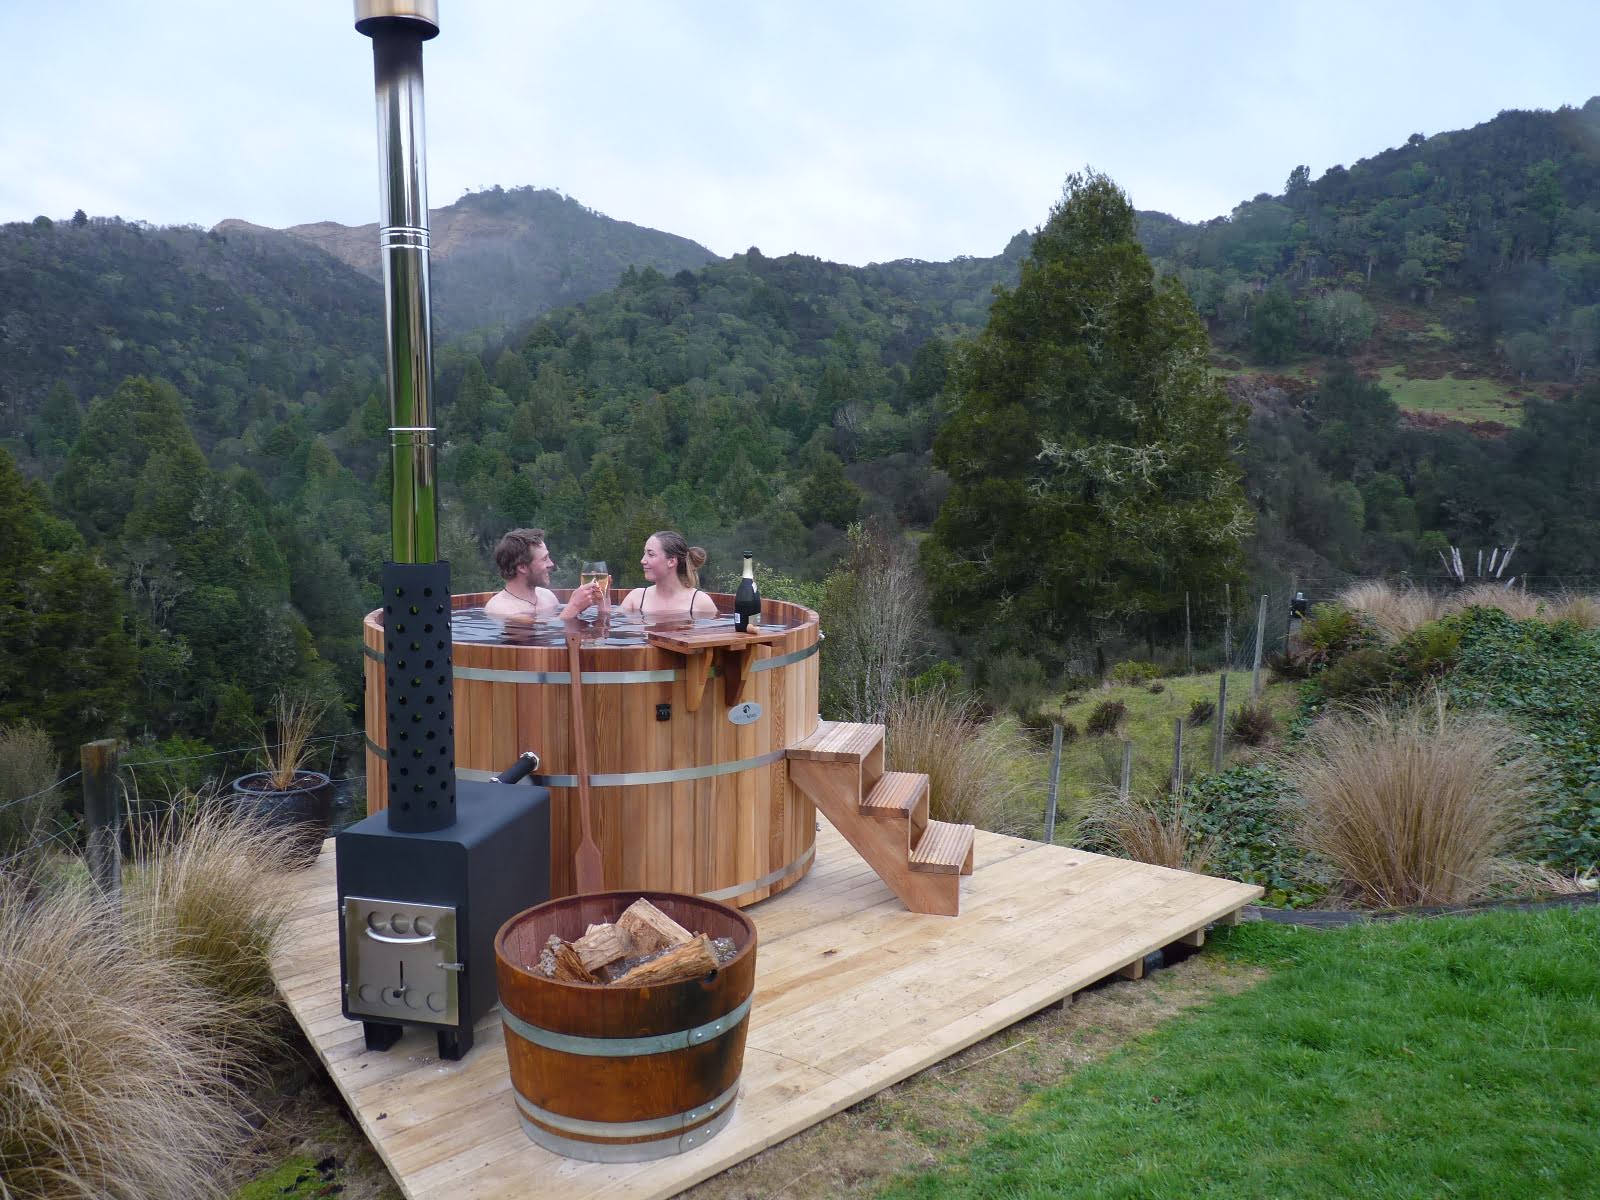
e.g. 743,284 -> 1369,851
449,605 -> 801,647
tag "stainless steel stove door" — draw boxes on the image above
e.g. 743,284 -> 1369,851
343,895 -> 461,1025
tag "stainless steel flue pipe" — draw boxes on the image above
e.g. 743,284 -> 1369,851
355,1 -> 441,564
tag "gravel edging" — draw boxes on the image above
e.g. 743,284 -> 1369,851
1240,889 -> 1600,928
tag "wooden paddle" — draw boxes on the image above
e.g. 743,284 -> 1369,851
565,632 -> 605,894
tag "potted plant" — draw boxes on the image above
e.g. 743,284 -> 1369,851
231,693 -> 333,867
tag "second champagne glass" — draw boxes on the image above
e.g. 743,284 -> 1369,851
579,560 -> 610,608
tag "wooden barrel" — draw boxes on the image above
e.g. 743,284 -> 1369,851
363,593 -> 820,905
494,891 -> 757,1162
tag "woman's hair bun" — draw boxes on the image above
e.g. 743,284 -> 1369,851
687,546 -> 708,569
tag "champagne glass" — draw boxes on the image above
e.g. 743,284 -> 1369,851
579,560 -> 610,607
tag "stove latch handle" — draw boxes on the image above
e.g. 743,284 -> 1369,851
363,929 -> 437,946
494,750 -> 541,786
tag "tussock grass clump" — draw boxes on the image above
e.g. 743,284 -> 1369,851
0,880 -> 253,1200
887,691 -> 1030,833
1337,581 -> 1445,641
1186,698 -> 1215,727
123,798 -> 298,1045
1548,591 -> 1600,629
1084,699 -> 1127,737
1081,789 -> 1213,873
1282,694 -> 1536,907
1227,700 -> 1277,746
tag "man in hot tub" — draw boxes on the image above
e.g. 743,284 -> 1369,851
482,527 -> 604,620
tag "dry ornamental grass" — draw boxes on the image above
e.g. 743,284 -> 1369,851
0,881 -> 255,1200
1280,693 -> 1536,907
886,690 -> 1030,833
1336,580 -> 1600,640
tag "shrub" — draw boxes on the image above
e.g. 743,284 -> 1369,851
1390,617 -> 1464,687
1109,660 -> 1160,686
1017,708 -> 1059,745
1281,693 -> 1537,907
1084,699 -> 1127,737
1300,600 -> 1377,664
887,691 -> 1030,833
1228,700 -> 1277,746
1060,721 -> 1080,745
1314,645 -> 1395,703
0,879 -> 254,1200
1186,698 -> 1215,726
123,797 -> 299,1046
906,660 -> 965,698
1146,682 -> 1165,694
983,651 -> 1050,716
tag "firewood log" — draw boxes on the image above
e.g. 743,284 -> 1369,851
617,898 -> 693,955
573,922 -> 634,972
612,934 -> 718,987
552,940 -> 600,983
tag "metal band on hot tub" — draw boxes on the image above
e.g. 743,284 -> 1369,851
362,639 -> 818,680
456,746 -> 788,787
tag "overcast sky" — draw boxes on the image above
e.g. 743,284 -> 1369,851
5,1 -> 1600,265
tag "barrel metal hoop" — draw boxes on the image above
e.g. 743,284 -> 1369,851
699,845 -> 815,902
751,640 -> 819,672
457,747 -> 788,789
514,1078 -> 738,1140
514,1087 -> 738,1162
500,995 -> 751,1058
363,637 -> 816,679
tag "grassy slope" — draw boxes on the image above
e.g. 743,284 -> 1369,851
879,907 -> 1600,1200
1375,365 -> 1525,426
1041,672 -> 1299,839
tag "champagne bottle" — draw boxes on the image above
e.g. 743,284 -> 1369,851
734,552 -> 760,633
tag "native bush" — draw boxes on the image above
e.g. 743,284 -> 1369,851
1183,765 -> 1327,908
1298,600 -> 1377,666
1079,787 -> 1213,873
1186,698 -> 1215,726
1109,660 -> 1160,686
1314,646 -> 1396,703
1444,608 -> 1600,870
983,651 -> 1051,716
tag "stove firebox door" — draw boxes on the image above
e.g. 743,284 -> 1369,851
343,897 -> 460,1025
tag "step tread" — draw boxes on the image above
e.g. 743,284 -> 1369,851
787,720 -> 885,763
909,820 -> 975,874
861,771 -> 928,817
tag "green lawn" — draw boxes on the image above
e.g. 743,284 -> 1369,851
878,907 -> 1600,1199
1376,366 -> 1523,426
1041,671 -> 1299,840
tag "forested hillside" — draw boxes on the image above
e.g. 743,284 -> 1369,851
8,99 -> 1600,769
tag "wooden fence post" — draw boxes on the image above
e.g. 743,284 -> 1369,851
1043,724 -> 1064,845
1223,582 -> 1232,668
81,739 -> 120,907
1183,591 -> 1192,674
1118,740 -> 1133,805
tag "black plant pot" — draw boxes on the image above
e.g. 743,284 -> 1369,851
231,770 -> 335,868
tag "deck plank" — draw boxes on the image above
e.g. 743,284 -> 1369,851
272,822 -> 1260,1200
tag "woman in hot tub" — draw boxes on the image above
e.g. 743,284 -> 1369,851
618,531 -> 719,622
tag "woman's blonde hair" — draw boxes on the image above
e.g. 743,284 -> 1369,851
651,531 -> 707,588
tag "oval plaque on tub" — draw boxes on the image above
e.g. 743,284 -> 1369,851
727,702 -> 762,726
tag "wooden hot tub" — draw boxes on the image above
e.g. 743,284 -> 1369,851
362,593 -> 820,906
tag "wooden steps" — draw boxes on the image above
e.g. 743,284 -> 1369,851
786,720 -> 974,916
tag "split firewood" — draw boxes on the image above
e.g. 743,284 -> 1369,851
573,922 -> 634,972
617,898 -> 693,955
551,940 -> 600,984
612,933 -> 719,987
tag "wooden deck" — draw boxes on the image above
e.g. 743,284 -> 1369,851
272,820 -> 1261,1200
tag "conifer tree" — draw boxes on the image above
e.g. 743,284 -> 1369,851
922,171 -> 1251,654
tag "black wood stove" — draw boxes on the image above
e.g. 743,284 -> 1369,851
334,1 -> 550,1063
